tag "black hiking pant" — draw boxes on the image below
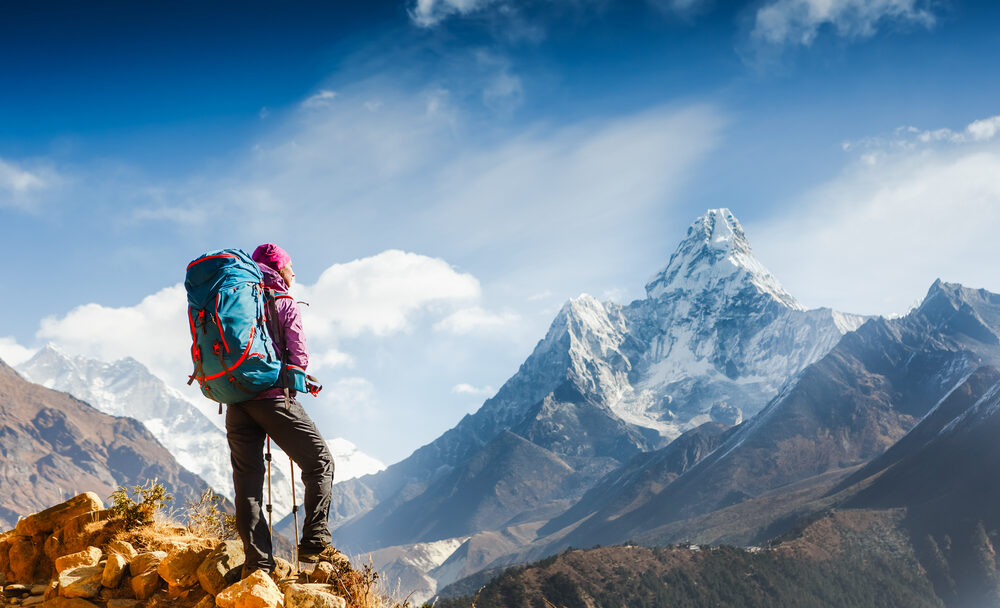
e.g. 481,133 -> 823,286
226,396 -> 334,571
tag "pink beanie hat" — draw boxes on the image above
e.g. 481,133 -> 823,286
252,243 -> 292,271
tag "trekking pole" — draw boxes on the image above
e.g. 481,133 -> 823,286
290,459 -> 300,571
265,436 -> 274,538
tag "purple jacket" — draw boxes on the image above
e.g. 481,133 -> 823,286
257,263 -> 309,399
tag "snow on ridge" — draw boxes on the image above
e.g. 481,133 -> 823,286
645,208 -> 802,310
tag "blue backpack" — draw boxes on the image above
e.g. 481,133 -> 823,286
185,249 -> 283,404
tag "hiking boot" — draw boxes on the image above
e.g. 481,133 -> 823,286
297,544 -> 347,565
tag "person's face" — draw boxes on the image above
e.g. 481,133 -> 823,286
279,263 -> 295,286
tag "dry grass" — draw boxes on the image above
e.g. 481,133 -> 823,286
327,554 -> 417,608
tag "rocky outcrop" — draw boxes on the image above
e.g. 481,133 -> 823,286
0,493 -> 356,608
215,570 -> 283,608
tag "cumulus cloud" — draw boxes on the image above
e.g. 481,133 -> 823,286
297,250 -> 481,338
751,115 -> 1000,317
752,0 -> 936,46
0,337 -> 36,367
36,284 -> 190,385
30,250 -> 505,426
434,306 -> 520,335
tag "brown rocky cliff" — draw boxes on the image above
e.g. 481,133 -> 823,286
0,360 -> 211,530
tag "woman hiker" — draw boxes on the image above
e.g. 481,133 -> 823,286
226,243 -> 338,573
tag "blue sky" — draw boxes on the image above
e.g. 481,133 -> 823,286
3,0 -> 1000,464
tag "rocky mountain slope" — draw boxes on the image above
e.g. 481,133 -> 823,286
324,209 -> 865,598
0,360 -> 210,529
436,284 -> 1000,607
532,281 -> 1000,555
436,509 -> 941,608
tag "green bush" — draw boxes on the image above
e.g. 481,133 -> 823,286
108,480 -> 173,530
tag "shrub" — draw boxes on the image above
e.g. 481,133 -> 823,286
108,480 -> 173,530
185,489 -> 237,539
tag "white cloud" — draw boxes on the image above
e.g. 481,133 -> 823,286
842,115 -> 1000,155
33,250 -> 487,388
36,284 -> 190,385
0,157 -> 59,210
0,159 -> 45,192
0,337 -> 36,367
301,90 -> 338,109
297,250 -> 481,339
434,306 -> 520,335
411,0 -> 712,27
320,377 -> 378,422
752,0 -> 935,46
752,117 -> 1000,316
452,382 -> 495,396
311,349 -> 355,371
410,0 -> 497,27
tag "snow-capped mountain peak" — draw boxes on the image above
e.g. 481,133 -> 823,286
645,208 -> 802,311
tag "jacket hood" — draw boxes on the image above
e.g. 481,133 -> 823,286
258,263 -> 289,291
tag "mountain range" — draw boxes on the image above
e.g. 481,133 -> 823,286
324,208 -> 872,599
15,345 -> 386,525
0,359 -> 210,529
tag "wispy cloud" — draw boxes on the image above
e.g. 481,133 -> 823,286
451,382 -> 495,396
843,115 -> 1000,155
752,113 -> 1000,317
410,0 -> 497,27
752,0 -> 936,47
409,0 -> 713,29
0,157 -> 58,210
301,89 -> 338,109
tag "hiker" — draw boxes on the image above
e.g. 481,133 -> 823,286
225,243 -> 337,573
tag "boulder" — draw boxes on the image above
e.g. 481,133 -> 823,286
283,584 -> 346,608
273,557 -> 293,580
14,493 -> 103,538
4,583 -> 31,596
0,537 -> 10,574
31,584 -> 48,595
101,553 -> 128,589
105,600 -> 140,608
193,594 -> 216,608
197,540 -> 245,595
129,551 -> 167,575
54,547 -> 102,574
58,564 -> 103,599
36,598 -> 100,608
43,535 -> 62,563
104,541 -> 137,561
216,569 -> 283,608
8,537 -> 42,582
307,562 -> 334,584
158,545 -> 213,588
59,510 -> 112,541
167,583 -> 206,602
130,569 -> 162,600
22,596 -> 44,607
43,579 -> 60,601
